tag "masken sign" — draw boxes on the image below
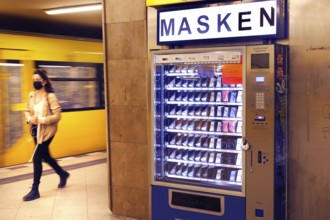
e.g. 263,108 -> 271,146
158,0 -> 279,44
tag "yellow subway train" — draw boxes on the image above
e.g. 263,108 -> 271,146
0,33 -> 106,167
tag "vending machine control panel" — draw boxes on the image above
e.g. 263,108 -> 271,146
245,44 -> 288,220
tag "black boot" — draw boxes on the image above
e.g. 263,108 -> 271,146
58,171 -> 70,188
23,184 -> 40,201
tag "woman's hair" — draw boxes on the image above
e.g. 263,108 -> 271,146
34,68 -> 54,93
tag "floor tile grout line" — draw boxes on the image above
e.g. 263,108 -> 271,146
51,185 -> 56,220
0,158 -> 107,185
13,196 -> 23,220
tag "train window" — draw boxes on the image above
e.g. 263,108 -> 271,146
0,60 -> 24,151
36,61 -> 104,112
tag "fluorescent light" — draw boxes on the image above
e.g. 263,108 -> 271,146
0,63 -> 24,67
38,65 -> 72,68
45,4 -> 102,15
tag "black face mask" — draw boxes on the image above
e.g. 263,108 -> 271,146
33,81 -> 43,90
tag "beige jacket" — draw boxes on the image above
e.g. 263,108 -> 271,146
25,91 -> 61,144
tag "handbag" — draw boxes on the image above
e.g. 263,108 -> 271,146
30,124 -> 37,137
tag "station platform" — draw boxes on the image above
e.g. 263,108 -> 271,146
0,151 -> 134,220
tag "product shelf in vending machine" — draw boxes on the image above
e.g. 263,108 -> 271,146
152,47 -> 246,195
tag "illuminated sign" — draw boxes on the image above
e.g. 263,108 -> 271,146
158,0 -> 280,44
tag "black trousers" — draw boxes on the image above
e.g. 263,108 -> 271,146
32,136 -> 64,187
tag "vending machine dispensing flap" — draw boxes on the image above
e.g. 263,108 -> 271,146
169,189 -> 224,216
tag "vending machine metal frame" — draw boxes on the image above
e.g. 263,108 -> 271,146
150,44 -> 288,220
150,46 -> 248,220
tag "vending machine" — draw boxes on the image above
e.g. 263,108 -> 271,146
151,44 -> 288,220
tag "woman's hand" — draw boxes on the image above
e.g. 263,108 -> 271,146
30,116 -> 39,124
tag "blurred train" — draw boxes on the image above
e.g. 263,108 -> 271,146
0,33 -> 106,167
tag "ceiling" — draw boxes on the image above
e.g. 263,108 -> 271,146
0,0 -> 103,39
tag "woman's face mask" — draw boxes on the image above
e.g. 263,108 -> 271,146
33,81 -> 43,90
32,74 -> 45,90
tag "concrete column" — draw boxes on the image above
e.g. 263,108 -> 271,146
287,0 -> 330,219
103,0 -> 149,219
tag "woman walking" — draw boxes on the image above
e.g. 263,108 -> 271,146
23,68 -> 70,201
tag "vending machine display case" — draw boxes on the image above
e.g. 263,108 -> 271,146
151,44 -> 288,220
152,47 -> 246,195
150,0 -> 289,217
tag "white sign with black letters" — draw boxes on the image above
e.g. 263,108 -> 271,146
158,0 -> 278,44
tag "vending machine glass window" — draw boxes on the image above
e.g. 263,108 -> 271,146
153,49 -> 244,192
0,61 -> 24,151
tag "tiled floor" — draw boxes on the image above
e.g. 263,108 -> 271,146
0,151 -> 135,220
